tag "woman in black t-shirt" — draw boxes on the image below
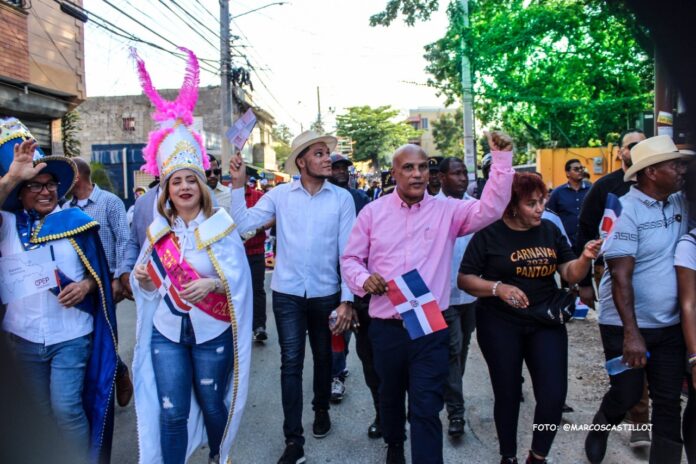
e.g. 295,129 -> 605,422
459,173 -> 601,464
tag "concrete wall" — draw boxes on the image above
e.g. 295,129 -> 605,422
535,146 -> 621,189
76,86 -> 277,170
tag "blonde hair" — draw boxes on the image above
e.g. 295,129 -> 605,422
157,172 -> 213,226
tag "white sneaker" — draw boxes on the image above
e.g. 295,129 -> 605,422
330,377 -> 345,403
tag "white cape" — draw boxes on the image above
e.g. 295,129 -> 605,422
131,208 -> 252,464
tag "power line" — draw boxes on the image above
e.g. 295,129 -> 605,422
55,0 -> 220,75
156,0 -> 219,51
169,0 -> 221,43
192,0 -> 219,24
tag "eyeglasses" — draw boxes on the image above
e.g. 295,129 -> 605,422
24,181 -> 59,193
205,168 -> 222,176
570,166 -> 585,172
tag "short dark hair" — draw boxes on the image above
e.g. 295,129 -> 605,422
565,159 -> 581,171
207,154 -> 218,164
504,172 -> 548,218
438,157 -> 466,174
294,146 -> 312,169
618,128 -> 644,148
72,157 -> 91,179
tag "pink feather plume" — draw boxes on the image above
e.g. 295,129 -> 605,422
132,47 -> 205,176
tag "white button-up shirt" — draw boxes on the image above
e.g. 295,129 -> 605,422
230,179 -> 355,301
0,209 -> 93,345
150,212 -> 230,344
435,191 -> 476,306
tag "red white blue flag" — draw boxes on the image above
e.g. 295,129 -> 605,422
599,193 -> 623,256
599,193 -> 623,239
386,269 -> 447,340
146,251 -> 191,315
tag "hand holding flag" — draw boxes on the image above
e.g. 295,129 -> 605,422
386,269 -> 447,340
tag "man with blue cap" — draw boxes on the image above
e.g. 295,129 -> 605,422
0,117 -> 117,463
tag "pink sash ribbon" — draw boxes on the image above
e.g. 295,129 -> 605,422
153,232 -> 230,322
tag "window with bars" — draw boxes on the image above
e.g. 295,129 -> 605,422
122,117 -> 135,132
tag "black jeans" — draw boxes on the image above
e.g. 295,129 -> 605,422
370,319 -> 449,464
443,303 -> 476,421
476,305 -> 567,458
272,291 -> 339,446
685,368 -> 696,463
247,253 -> 267,331
353,296 -> 380,414
598,324 -> 685,447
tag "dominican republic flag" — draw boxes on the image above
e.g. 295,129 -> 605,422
599,193 -> 622,239
146,252 -> 191,314
386,269 -> 447,340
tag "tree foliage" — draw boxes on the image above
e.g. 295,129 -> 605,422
336,105 -> 419,170
431,108 -> 463,157
272,124 -> 294,169
372,0 -> 653,148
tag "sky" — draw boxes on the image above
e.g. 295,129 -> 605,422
83,0 -> 452,135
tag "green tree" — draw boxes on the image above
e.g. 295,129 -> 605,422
336,105 -> 419,170
431,108 -> 463,157
61,110 -> 81,157
371,0 -> 653,148
90,162 -> 115,193
272,124 -> 294,169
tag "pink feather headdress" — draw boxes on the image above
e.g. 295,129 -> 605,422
131,47 -> 210,178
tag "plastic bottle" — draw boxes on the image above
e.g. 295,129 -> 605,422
605,352 -> 650,376
329,310 -> 345,353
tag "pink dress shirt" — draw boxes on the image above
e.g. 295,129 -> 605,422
340,151 -> 514,319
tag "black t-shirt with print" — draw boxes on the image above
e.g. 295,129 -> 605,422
460,219 -> 576,321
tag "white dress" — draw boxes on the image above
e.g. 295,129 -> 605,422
131,208 -> 252,464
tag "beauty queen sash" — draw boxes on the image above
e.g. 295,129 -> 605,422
147,232 -> 229,322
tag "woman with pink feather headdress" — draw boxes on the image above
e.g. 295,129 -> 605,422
129,48 -> 252,464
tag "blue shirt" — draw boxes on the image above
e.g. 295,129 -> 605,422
546,181 -> 591,246
67,184 -> 129,276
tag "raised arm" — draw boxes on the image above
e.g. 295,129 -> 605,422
455,131 -> 514,236
0,140 -> 46,218
228,153 -> 276,233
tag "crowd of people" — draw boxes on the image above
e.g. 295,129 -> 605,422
0,48 -> 695,464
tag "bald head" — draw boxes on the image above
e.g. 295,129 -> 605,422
391,144 -> 427,167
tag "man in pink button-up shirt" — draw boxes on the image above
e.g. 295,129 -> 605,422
340,132 -> 514,464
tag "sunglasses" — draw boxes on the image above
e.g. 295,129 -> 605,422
205,168 -> 222,176
25,181 -> 60,193
570,166 -> 585,172
625,142 -> 639,150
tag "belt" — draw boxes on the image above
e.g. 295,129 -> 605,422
376,318 -> 405,328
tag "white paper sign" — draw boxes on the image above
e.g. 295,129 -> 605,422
0,246 -> 57,304
226,108 -> 257,151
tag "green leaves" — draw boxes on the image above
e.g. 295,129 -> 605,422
336,105 -> 420,170
373,0 -> 653,148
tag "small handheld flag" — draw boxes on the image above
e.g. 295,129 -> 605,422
386,269 -> 447,340
598,193 -> 623,256
599,193 -> 622,239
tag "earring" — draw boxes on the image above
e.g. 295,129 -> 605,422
512,210 -> 517,217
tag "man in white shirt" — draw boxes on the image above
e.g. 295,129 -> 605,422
436,157 -> 477,438
229,130 -> 355,464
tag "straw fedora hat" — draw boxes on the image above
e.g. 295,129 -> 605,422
624,135 -> 694,182
284,130 -> 337,176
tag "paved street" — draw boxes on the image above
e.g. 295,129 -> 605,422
112,273 -> 655,463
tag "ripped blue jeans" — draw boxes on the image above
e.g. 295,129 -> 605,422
151,325 -> 234,464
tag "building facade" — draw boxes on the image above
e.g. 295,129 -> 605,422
77,86 -> 278,204
0,0 -> 86,152
407,107 -> 458,157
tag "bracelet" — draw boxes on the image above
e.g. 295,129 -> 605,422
689,354 -> 696,368
492,281 -> 502,297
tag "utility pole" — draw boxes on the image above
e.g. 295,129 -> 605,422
460,0 -> 476,180
220,0 -> 233,174
316,86 -> 322,132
